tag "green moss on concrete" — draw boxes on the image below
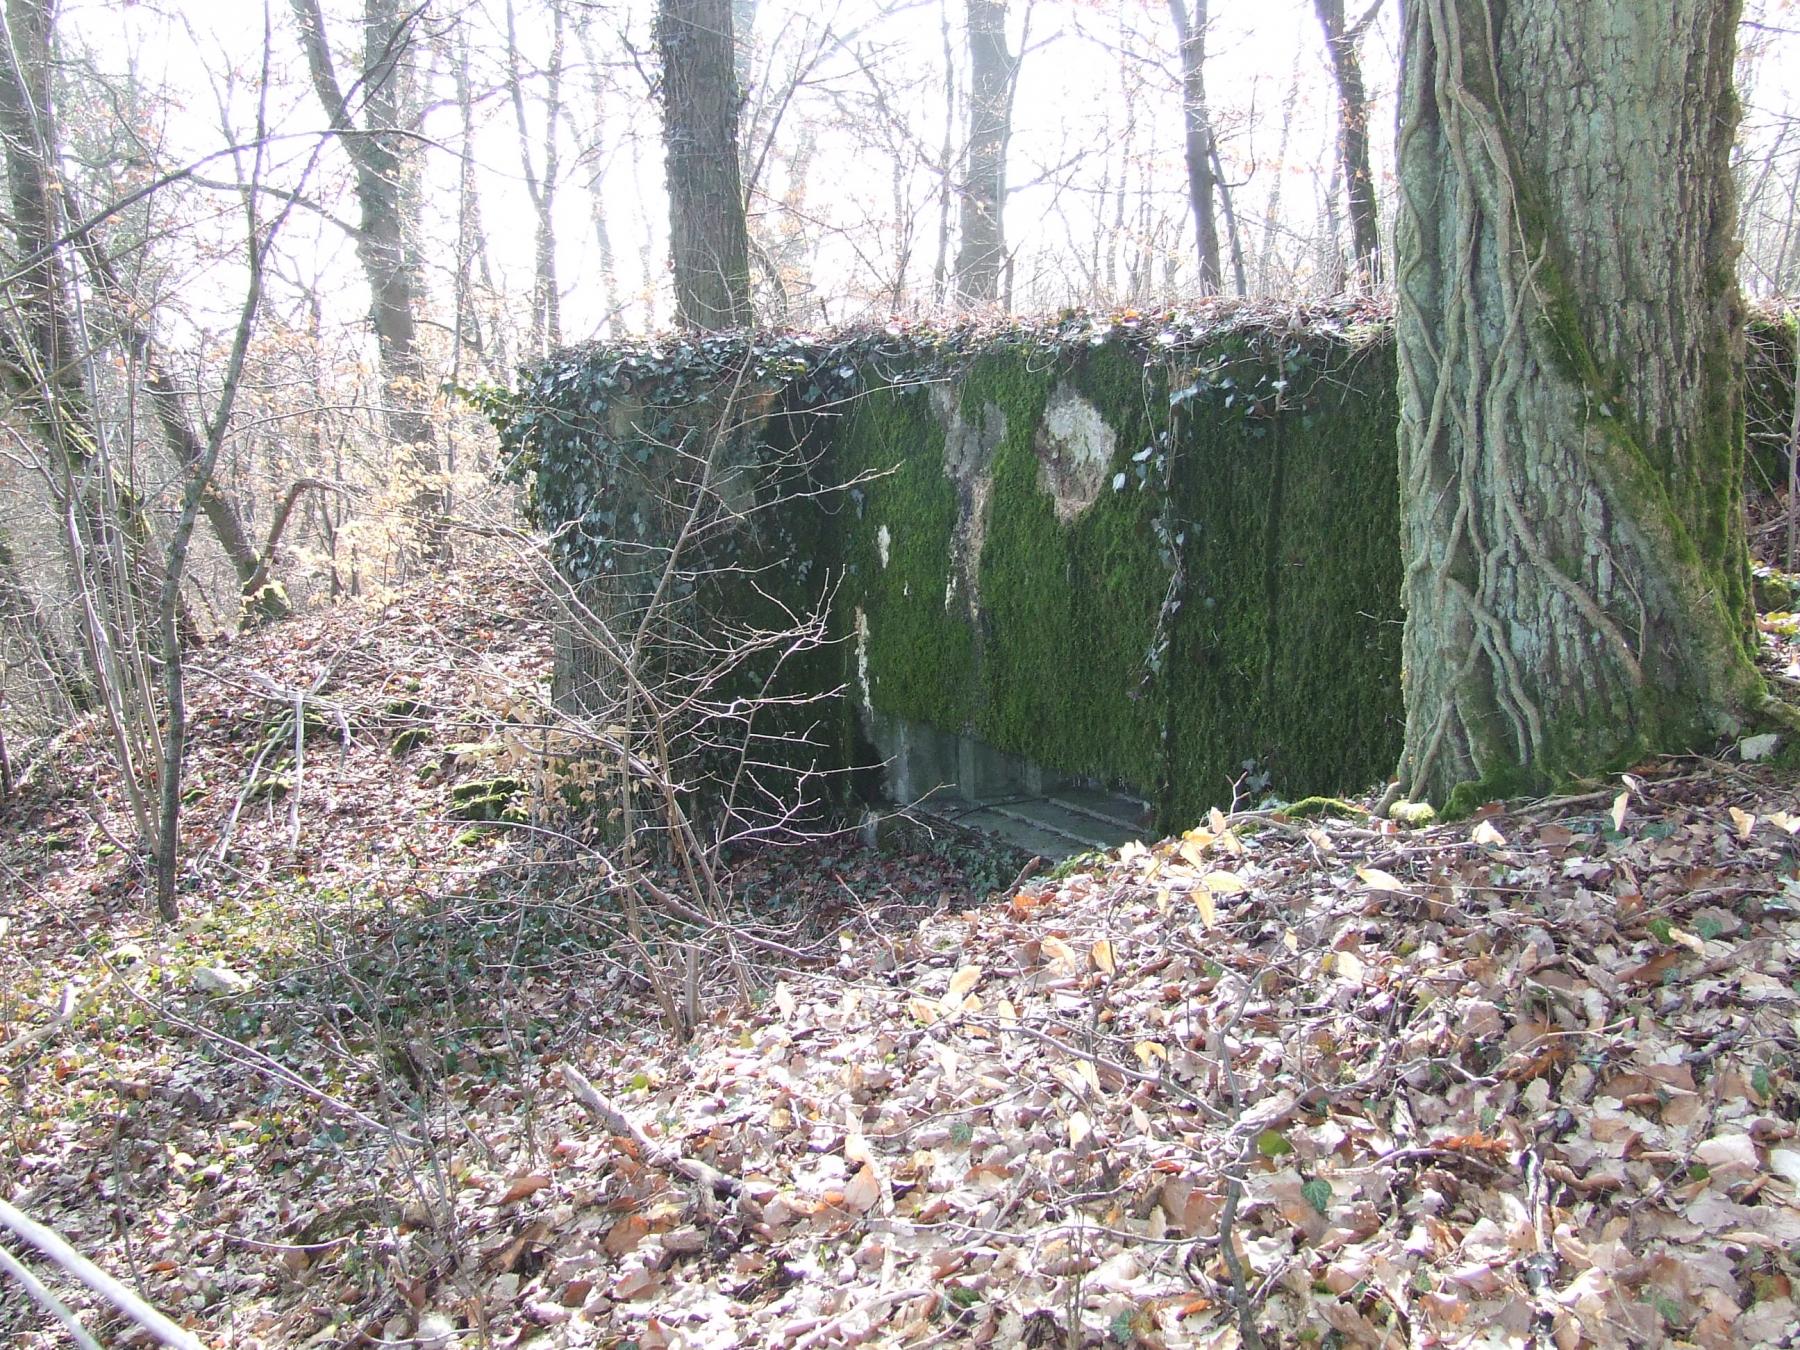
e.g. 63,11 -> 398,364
832,383 -> 973,729
692,407 -> 852,811
1263,340 -> 1406,804
508,308 -> 1794,840
1747,310 -> 1797,498
1164,336 -> 1403,824
971,347 -> 1168,797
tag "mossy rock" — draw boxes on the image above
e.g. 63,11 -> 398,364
239,580 -> 291,628
247,758 -> 295,801
1274,796 -> 1366,822
1753,565 -> 1800,614
390,728 -> 430,757
257,705 -> 342,756
448,776 -> 527,822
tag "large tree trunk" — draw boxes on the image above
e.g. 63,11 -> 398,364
1167,0 -> 1221,295
290,0 -> 446,549
1395,0 -> 1766,810
657,0 -> 753,330
1313,0 -> 1382,288
952,0 -> 1017,308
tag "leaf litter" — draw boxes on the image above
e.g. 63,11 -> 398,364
1,557 -> 1799,1347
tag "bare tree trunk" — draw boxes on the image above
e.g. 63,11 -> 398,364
573,16 -> 621,329
1314,0 -> 1383,288
1258,47 -> 1303,294
289,0 -> 446,552
507,0 -> 566,358
931,0 -> 957,307
1167,0 -> 1221,294
1395,0 -> 1766,809
0,0 -> 168,673
65,219 -> 280,615
0,531 -> 92,713
1318,158 -> 1346,292
952,0 -> 1017,307
657,0 -> 753,329
1209,141 -> 1247,296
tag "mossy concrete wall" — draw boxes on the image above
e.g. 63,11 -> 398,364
1748,311 -> 1797,498
827,332 -> 1405,826
509,307 -> 1794,832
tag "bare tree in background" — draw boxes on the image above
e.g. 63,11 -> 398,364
572,12 -> 623,330
657,0 -> 754,329
1167,0 -> 1223,295
290,0 -> 447,550
1313,0 -> 1383,288
2,0 -> 310,918
952,0 -> 1018,307
0,0 -> 161,714
507,0 -> 566,358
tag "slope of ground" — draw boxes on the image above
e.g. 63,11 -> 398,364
2,556 -> 1799,1349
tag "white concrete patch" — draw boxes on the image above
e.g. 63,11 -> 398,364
1035,383 -> 1116,523
854,607 -> 872,711
934,389 -> 1006,617
877,523 -> 891,569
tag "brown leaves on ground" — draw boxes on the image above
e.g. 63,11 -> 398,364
3,555 -> 1800,1347
525,775 -> 1800,1349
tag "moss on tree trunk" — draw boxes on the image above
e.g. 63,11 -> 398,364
1395,0 -> 1766,811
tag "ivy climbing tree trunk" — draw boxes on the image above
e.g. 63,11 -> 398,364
953,0 -> 1017,308
1395,0 -> 1772,811
657,0 -> 753,330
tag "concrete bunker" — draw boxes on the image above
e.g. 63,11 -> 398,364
496,306 -> 1795,850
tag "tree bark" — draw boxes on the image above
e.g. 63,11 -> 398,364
1167,0 -> 1221,295
952,0 -> 1017,308
0,0 -> 168,660
657,0 -> 754,330
1395,0 -> 1767,810
289,0 -> 446,548
1313,0 -> 1382,288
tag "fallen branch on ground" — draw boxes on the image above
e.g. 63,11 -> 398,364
0,1238 -> 103,1350
562,1064 -> 743,1198
0,982 -> 75,1059
0,1198 -> 203,1350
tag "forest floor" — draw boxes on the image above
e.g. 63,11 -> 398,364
3,555 -> 1800,1349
